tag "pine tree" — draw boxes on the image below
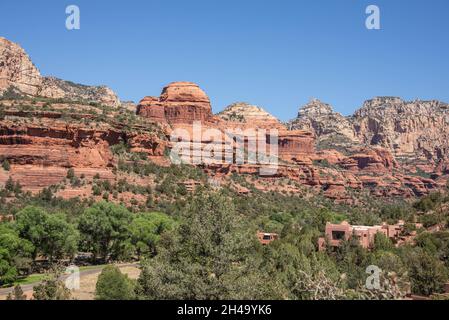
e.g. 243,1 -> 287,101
6,285 -> 27,300
2,160 -> 11,171
136,190 -> 277,300
95,265 -> 135,300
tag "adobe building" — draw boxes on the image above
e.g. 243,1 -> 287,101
318,220 -> 421,250
257,231 -> 279,245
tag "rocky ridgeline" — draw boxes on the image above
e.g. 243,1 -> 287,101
0,37 -> 120,107
290,97 -> 449,164
1,36 -> 448,202
135,82 -> 445,200
217,102 -> 285,130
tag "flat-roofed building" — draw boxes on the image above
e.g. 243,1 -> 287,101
257,231 -> 278,245
318,220 -> 421,250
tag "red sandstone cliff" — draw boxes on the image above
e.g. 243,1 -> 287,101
137,82 -> 216,124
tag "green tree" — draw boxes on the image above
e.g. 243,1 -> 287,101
6,285 -> 27,300
16,206 -> 79,262
373,233 -> 394,251
42,213 -> 79,262
404,248 -> 448,296
129,212 -> 176,258
136,191 -> 275,300
33,271 -> 72,300
95,265 -> 135,300
66,168 -> 75,180
78,202 -> 132,262
0,224 -> 34,286
2,160 -> 10,171
260,230 -> 344,300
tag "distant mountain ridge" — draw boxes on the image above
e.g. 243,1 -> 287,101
289,97 -> 449,167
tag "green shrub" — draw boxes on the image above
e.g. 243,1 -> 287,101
95,265 -> 135,300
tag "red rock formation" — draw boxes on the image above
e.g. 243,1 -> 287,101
278,130 -> 315,162
341,147 -> 396,172
127,132 -> 168,156
0,119 -> 166,192
217,102 -> 285,130
135,82 -> 443,202
137,82 -> 215,124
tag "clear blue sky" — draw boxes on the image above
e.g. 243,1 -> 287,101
1,0 -> 448,120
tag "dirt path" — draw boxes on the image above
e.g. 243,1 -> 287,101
0,263 -> 140,300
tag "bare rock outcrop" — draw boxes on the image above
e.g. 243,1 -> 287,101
290,97 -> 449,165
38,77 -> 120,107
0,37 -> 42,96
218,102 -> 285,130
353,97 -> 449,163
137,82 -> 214,124
0,37 -> 120,107
289,99 -> 358,152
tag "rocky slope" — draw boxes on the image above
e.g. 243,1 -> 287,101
0,99 -> 166,194
0,37 -> 41,96
0,37 -> 120,107
288,99 -> 358,153
290,97 -> 449,167
353,97 -> 449,164
38,77 -> 120,107
218,102 -> 285,130
136,82 -> 443,201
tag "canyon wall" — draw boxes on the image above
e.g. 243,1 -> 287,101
1,36 -> 447,202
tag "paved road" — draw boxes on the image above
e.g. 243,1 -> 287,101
0,263 -> 138,296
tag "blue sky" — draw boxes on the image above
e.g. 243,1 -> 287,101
1,0 -> 448,120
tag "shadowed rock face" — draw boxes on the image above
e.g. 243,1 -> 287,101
0,37 -> 120,107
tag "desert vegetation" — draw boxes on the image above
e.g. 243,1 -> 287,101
1,171 -> 449,300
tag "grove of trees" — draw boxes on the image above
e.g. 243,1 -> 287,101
1,178 -> 449,300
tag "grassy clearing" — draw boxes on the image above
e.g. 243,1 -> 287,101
4,264 -> 109,288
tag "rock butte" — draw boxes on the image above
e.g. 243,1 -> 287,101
137,82 -> 215,124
